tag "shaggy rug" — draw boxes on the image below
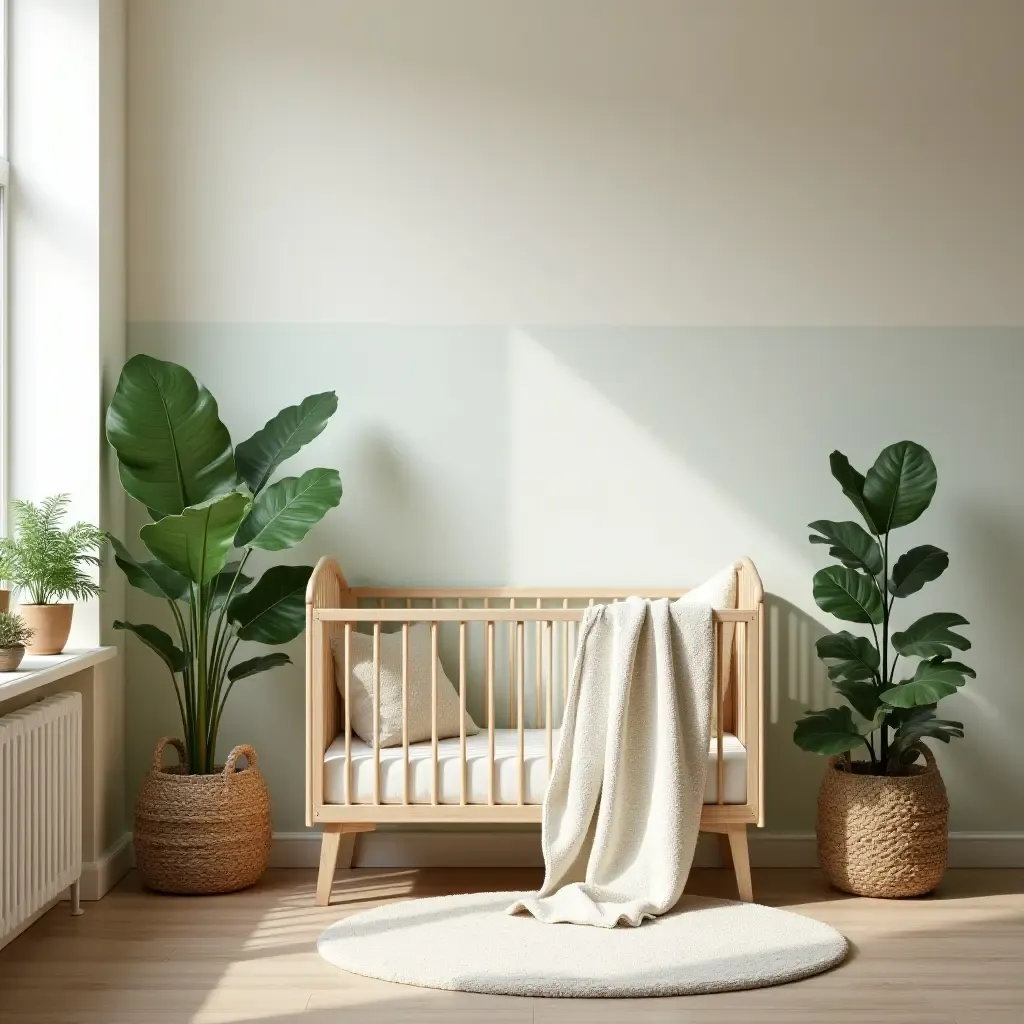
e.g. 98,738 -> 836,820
318,892 -> 848,998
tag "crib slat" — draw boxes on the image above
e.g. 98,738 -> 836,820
545,620 -> 553,777
402,623 -> 410,805
373,622 -> 381,805
535,599 -> 542,727
508,598 -> 516,727
517,620 -> 525,805
344,624 -> 352,805
716,621 -> 725,805
459,620 -> 467,806
486,619 -> 495,805
563,598 -> 569,703
431,622 -> 439,806
741,614 -> 749,745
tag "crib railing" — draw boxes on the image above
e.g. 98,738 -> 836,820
307,561 -> 764,827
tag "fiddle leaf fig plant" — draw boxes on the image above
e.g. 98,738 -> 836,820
106,355 -> 341,774
794,442 -> 969,774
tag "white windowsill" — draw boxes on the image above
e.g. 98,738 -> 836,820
0,647 -> 118,702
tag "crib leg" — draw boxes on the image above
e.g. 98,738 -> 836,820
725,825 -> 754,903
315,824 -> 375,907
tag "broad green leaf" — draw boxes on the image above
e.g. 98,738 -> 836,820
891,708 -> 964,762
827,660 -> 875,683
888,545 -> 948,598
808,520 -> 882,575
793,705 -> 868,756
234,392 -> 338,495
140,493 -> 251,584
109,535 -> 189,601
227,653 -> 292,682
828,451 -> 876,532
934,659 -> 975,679
235,468 -> 342,551
205,561 -> 254,610
228,564 -> 312,644
880,658 -> 970,708
815,631 -> 880,679
812,566 -> 883,624
862,441 -> 937,532
833,678 -> 881,721
105,354 -> 237,516
892,612 -> 971,659
113,620 -> 187,673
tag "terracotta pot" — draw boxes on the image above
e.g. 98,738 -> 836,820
134,737 -> 272,895
0,590 -> 9,613
18,603 -> 74,655
0,645 -> 25,671
817,746 -> 948,898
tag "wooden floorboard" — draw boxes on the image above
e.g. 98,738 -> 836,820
0,867 -> 1021,1022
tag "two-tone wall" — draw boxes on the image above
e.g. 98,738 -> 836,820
126,1 -> 1024,848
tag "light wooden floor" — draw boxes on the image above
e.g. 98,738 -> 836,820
0,867 -> 1021,1023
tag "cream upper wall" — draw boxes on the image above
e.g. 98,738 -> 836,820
128,0 -> 1024,326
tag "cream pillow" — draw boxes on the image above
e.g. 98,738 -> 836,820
332,623 -> 479,748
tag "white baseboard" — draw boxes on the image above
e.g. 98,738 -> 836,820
78,832 -> 133,900
268,829 -> 1024,870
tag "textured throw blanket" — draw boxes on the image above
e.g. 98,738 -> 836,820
508,596 -> 716,928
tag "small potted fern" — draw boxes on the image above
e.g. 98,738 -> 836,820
0,611 -> 34,671
0,495 -> 105,655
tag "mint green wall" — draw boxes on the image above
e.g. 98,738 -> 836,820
124,327 -> 1024,835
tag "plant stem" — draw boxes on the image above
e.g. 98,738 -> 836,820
209,551 -> 250,702
208,636 -> 241,756
193,581 -> 210,773
880,532 -> 890,769
167,598 -> 195,757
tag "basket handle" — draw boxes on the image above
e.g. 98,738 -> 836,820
223,744 -> 258,778
152,737 -> 186,772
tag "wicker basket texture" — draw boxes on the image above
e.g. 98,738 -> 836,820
817,744 -> 948,898
135,737 -> 272,895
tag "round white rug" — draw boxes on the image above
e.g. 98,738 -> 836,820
318,891 -> 848,998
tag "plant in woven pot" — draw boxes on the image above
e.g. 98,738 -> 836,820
0,610 -> 34,671
105,355 -> 341,894
0,495 -> 105,654
794,441 -> 970,898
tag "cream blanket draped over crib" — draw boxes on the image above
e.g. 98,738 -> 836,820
508,596 -> 716,928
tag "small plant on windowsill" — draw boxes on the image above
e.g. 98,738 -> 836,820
0,610 -> 34,672
0,495 -> 104,655
794,441 -> 968,898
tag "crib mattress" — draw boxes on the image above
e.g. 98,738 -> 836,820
323,729 -> 747,806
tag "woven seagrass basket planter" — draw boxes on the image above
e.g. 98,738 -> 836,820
817,745 -> 948,898
135,738 -> 272,895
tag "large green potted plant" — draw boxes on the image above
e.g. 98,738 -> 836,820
0,495 -> 104,654
794,441 -> 970,897
106,354 -> 341,894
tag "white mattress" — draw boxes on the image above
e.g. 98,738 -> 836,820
324,729 -> 747,806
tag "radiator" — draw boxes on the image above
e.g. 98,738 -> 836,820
0,693 -> 83,946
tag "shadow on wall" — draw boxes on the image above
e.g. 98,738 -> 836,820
525,330 -> 1024,832
764,595 -> 833,830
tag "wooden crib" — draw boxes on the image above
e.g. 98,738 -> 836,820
305,558 -> 764,906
